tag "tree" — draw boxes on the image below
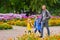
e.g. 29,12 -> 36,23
0,0 -> 60,16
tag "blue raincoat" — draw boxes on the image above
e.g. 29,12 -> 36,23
34,18 -> 41,31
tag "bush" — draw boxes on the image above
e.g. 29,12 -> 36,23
0,23 -> 12,30
15,21 -> 26,26
49,18 -> 60,26
7,21 -> 15,25
4,17 -> 60,26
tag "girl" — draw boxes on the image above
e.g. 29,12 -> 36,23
27,17 -> 33,34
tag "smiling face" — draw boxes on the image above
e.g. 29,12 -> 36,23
42,5 -> 46,10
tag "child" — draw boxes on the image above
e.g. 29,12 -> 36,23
34,16 -> 41,34
27,17 -> 33,34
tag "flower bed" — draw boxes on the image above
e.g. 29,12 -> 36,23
17,34 -> 60,40
8,33 -> 60,40
6,18 -> 60,26
49,18 -> 60,26
0,14 -> 60,26
0,23 -> 12,30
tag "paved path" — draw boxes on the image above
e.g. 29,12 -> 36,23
0,26 -> 60,40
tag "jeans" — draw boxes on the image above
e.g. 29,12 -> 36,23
34,28 -> 41,33
41,21 -> 50,37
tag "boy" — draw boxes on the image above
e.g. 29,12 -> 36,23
34,16 -> 41,35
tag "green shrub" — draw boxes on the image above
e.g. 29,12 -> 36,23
15,21 -> 26,26
0,23 -> 12,30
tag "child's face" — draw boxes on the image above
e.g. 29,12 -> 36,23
28,18 -> 30,21
36,16 -> 39,19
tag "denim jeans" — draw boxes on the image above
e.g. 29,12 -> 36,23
41,21 -> 50,37
34,28 -> 41,33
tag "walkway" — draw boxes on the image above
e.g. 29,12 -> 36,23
0,26 -> 60,40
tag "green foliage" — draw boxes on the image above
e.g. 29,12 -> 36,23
0,23 -> 12,30
0,0 -> 60,15
15,21 -> 26,26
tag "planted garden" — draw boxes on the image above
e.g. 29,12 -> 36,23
0,0 -> 60,40
0,13 -> 60,30
0,13 -> 60,26
8,32 -> 60,40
